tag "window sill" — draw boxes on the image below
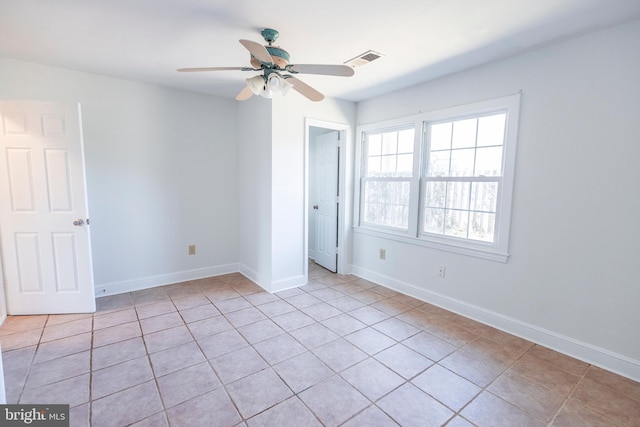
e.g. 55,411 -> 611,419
353,226 -> 510,263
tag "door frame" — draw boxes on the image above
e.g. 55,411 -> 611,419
304,118 -> 350,276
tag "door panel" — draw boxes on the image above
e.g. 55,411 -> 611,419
6,148 -> 35,211
0,101 -> 95,314
52,232 -> 80,292
312,131 -> 339,272
45,149 -> 73,211
15,233 -> 43,293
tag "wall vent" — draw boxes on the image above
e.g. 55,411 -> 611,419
344,50 -> 384,68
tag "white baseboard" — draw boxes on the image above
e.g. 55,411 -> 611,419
269,274 -> 307,293
96,263 -> 309,300
237,263 -> 307,293
350,264 -> 640,382
95,263 -> 240,297
237,263 -> 267,291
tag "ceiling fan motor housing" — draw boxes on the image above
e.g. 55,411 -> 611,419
248,28 -> 289,69
250,46 -> 290,69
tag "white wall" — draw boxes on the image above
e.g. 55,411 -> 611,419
0,58 -> 239,295
236,97 -> 273,287
270,95 -> 356,291
352,19 -> 640,380
236,94 -> 355,292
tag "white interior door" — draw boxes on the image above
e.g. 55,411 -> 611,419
0,101 -> 96,314
312,131 -> 339,272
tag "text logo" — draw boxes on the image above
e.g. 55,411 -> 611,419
0,405 -> 69,426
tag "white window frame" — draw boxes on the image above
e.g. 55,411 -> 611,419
354,94 -> 520,262
359,124 -> 420,233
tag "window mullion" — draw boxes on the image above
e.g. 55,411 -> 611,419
406,121 -> 422,237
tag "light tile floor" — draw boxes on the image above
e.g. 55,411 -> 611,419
1,262 -> 640,426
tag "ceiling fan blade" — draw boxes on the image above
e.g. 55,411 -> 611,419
286,77 -> 324,102
177,67 -> 250,72
287,64 -> 355,77
235,85 -> 254,101
239,39 -> 274,66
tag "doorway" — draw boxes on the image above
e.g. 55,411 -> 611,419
306,119 -> 349,275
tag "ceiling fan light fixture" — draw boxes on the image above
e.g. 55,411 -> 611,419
243,73 -> 293,99
259,88 -> 274,99
267,73 -> 281,91
246,75 -> 266,95
280,78 -> 294,96
267,73 -> 293,95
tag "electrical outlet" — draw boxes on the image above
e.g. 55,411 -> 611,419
438,265 -> 446,277
379,248 -> 386,260
188,245 -> 196,255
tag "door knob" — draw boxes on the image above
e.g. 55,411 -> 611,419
73,219 -> 85,226
313,205 -> 319,210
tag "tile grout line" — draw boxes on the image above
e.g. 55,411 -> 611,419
2,268 -> 637,426
88,313 -> 95,426
136,290 -> 172,426
186,285 -> 248,426
15,315 -> 47,406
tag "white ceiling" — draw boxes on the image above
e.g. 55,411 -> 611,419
1,0 -> 639,103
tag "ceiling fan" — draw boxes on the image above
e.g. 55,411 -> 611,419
178,28 -> 355,102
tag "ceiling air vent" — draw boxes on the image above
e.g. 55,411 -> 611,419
344,50 -> 384,68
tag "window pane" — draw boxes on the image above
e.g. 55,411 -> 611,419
470,182 -> 498,213
430,122 -> 452,151
368,134 -> 382,155
388,204 -> 408,228
367,156 -> 381,176
424,181 -> 446,208
477,114 -> 505,147
474,146 -> 503,176
444,209 -> 469,238
469,211 -> 496,242
398,129 -> 414,153
427,150 -> 450,177
450,148 -> 475,176
396,153 -> 413,176
446,182 -> 470,211
423,207 -> 444,234
364,202 -> 382,224
363,180 -> 410,229
381,132 -> 397,155
451,118 -> 477,149
367,128 -> 415,178
380,155 -> 396,175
